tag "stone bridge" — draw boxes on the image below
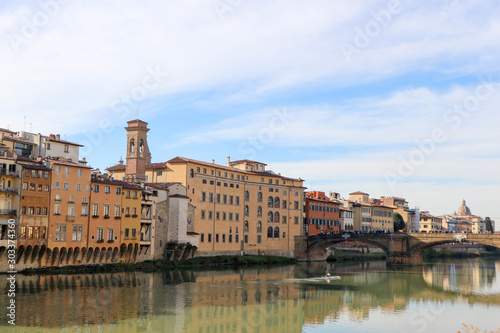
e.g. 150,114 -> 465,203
294,233 -> 500,265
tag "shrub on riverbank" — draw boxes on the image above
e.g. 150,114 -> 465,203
423,247 -> 500,260
23,255 -> 297,275
326,253 -> 386,262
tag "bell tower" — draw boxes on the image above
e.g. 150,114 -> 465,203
125,119 -> 151,183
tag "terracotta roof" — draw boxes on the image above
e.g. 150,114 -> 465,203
44,136 -> 83,147
349,191 -> 369,195
229,159 -> 267,166
2,136 -> 34,145
306,197 -> 340,204
91,177 -> 142,190
46,158 -> 92,169
169,194 -> 190,199
107,164 -> 126,171
145,182 -> 181,189
17,162 -> 51,171
108,156 -> 304,182
340,207 -> 353,212
150,162 -> 167,169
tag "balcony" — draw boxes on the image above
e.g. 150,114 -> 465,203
66,215 -> 75,222
104,215 -> 110,219
0,209 -> 16,216
0,187 -> 18,195
0,170 -> 19,177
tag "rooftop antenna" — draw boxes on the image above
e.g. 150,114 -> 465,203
23,116 -> 27,131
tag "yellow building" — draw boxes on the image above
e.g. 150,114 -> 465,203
370,204 -> 395,233
107,119 -> 306,257
120,182 -> 142,249
419,211 -> 443,232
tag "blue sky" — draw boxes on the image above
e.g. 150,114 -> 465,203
1,0 -> 499,225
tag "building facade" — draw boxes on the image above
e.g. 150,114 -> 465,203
107,120 -> 306,257
304,191 -> 340,235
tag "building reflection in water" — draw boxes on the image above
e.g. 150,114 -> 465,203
1,260 -> 500,332
422,259 -> 497,294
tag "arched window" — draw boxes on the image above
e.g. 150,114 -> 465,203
274,227 -> 280,238
274,197 -> 280,208
130,139 -> 135,153
257,192 -> 263,202
245,190 -> 250,201
267,227 -> 273,238
274,212 -> 280,223
139,139 -> 144,153
245,205 -> 249,216
257,206 -> 262,217
282,200 -> 287,209
268,196 -> 273,208
190,169 -> 194,178
267,211 -> 273,223
257,221 -> 262,233
244,221 -> 249,232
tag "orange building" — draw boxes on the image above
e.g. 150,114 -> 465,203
305,191 -> 340,235
17,161 -> 52,250
88,177 -> 122,249
46,159 -> 92,254
120,182 -> 142,254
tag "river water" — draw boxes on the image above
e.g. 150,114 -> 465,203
1,259 -> 500,333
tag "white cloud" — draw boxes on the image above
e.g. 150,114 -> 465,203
1,0 -> 500,133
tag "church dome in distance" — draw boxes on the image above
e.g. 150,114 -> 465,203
457,199 -> 471,216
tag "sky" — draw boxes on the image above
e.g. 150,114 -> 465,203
1,0 -> 499,225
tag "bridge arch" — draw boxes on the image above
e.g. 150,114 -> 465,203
297,234 -> 391,261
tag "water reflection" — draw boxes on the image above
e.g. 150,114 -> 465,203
1,260 -> 499,332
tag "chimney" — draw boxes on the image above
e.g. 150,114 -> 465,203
56,134 -> 60,140
212,159 -> 215,164
227,156 -> 230,166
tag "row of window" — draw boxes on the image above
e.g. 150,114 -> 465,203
199,228 -> 285,244
191,168 -> 300,188
201,179 -> 241,189
55,225 -> 83,241
25,169 -> 49,179
21,206 -> 48,216
46,143 -> 70,153
201,210 -> 240,221
309,203 -> 339,213
372,209 -> 393,218
308,217 -> 340,226
92,185 -> 138,198
92,227 -> 115,242
22,183 -> 50,192
19,226 -> 47,239
201,192 -> 240,205
53,165 -> 82,176
53,182 -> 89,191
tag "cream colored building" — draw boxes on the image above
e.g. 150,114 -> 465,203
419,211 -> 443,232
107,120 -> 306,257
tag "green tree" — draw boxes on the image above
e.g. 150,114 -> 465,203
393,213 -> 405,232
485,217 -> 493,233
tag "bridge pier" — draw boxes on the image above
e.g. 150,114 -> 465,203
387,252 -> 423,266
